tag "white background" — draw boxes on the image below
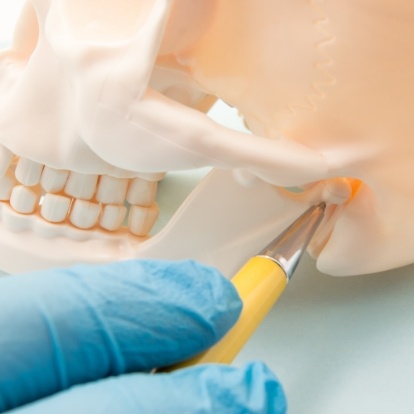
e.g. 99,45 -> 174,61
1,2 -> 414,413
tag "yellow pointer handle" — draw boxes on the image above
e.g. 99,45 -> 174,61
167,256 -> 287,370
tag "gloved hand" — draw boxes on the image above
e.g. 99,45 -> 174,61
0,259 -> 286,413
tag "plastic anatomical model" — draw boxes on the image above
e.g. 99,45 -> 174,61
0,0 -> 413,277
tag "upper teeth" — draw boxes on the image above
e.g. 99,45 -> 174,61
0,145 -> 163,237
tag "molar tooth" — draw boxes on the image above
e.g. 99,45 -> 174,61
126,178 -> 158,207
100,204 -> 127,231
96,175 -> 128,204
64,172 -> 98,200
15,158 -> 43,186
0,145 -> 14,177
40,193 -> 71,223
41,166 -> 69,193
10,185 -> 40,214
69,199 -> 101,229
0,170 -> 16,201
135,172 -> 165,182
128,204 -> 159,236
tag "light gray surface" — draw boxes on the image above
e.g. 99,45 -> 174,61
235,255 -> 414,413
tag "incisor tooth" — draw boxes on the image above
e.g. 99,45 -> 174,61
0,146 -> 14,177
10,185 -> 40,214
128,204 -> 159,236
100,204 -> 127,231
41,193 -> 71,223
41,167 -> 69,193
15,158 -> 43,186
96,175 -> 128,204
126,178 -> 157,207
64,172 -> 98,200
70,199 -> 101,229
0,170 -> 16,201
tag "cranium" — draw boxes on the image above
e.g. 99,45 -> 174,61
0,0 -> 412,277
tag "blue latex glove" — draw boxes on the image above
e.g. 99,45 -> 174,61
0,259 -> 286,413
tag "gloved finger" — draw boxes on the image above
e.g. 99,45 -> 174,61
0,259 -> 242,412
10,362 -> 287,414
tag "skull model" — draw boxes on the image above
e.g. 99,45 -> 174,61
0,0 -> 413,277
